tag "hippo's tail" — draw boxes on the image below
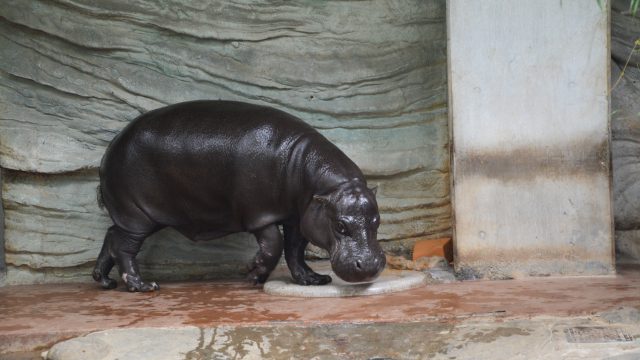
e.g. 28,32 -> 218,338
96,185 -> 105,210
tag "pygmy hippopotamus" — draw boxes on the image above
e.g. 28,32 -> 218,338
93,100 -> 386,292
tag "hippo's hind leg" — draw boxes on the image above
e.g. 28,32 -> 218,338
112,226 -> 159,292
283,223 -> 332,286
93,224 -> 158,292
248,224 -> 284,284
92,226 -> 119,289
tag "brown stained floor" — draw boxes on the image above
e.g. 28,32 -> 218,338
2,265 -> 640,353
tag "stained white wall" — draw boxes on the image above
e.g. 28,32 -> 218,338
448,0 -> 614,278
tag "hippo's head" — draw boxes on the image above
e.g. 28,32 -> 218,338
301,181 -> 386,283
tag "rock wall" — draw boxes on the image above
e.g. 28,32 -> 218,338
0,170 -> 4,284
612,0 -> 640,263
0,0 -> 450,284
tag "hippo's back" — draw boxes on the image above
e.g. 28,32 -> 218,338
100,100 -> 318,236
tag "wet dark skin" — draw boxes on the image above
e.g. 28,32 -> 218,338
93,100 -> 386,292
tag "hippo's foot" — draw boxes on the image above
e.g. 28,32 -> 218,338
92,269 -> 118,290
247,261 -> 272,285
122,273 -> 159,292
292,271 -> 332,286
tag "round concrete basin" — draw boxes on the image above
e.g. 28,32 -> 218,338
263,261 -> 427,297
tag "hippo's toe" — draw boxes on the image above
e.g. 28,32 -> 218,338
101,278 -> 118,290
92,269 -> 118,290
122,273 -> 160,292
247,265 -> 271,285
293,272 -> 332,286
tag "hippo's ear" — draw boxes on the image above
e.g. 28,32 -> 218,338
313,194 -> 330,206
369,186 -> 378,195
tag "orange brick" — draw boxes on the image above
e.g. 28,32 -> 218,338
412,238 -> 453,263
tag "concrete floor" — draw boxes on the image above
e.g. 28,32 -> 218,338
2,265 -> 640,359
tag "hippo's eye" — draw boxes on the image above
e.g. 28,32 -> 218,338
335,221 -> 349,236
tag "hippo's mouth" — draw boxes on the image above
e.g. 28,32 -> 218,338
329,250 -> 386,283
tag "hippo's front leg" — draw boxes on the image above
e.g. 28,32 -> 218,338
283,223 -> 332,285
248,225 -> 284,284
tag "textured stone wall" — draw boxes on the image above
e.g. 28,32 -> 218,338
612,0 -> 640,263
0,0 -> 450,284
0,170 -> 4,284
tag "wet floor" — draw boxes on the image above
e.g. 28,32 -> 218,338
2,266 -> 640,357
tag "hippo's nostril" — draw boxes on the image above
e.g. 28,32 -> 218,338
356,260 -> 362,270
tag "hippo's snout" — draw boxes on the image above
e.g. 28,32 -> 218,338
332,251 -> 386,283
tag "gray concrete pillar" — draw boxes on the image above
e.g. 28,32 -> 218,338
448,0 -> 614,278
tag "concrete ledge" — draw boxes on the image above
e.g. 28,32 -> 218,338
45,316 -> 640,360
